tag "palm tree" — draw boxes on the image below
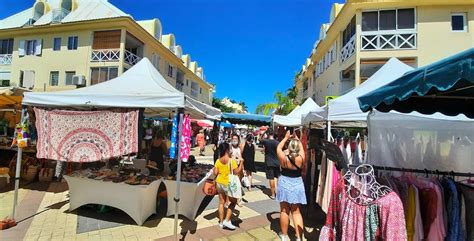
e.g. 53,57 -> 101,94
256,91 -> 298,115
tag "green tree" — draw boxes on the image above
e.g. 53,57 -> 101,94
212,97 -> 234,113
255,91 -> 298,115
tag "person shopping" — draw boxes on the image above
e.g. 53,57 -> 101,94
197,129 -> 206,156
148,132 -> 168,172
213,142 -> 244,230
276,131 -> 306,241
261,130 -> 280,199
242,134 -> 256,190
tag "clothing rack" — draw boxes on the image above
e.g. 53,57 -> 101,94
348,164 -> 474,178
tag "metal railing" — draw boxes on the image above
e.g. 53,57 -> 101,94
0,54 -> 12,65
361,30 -> 417,50
52,8 -> 70,23
91,49 -> 120,62
340,35 -> 355,63
124,50 -> 141,66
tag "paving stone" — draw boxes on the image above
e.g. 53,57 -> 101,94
247,227 -> 279,240
227,232 -> 256,241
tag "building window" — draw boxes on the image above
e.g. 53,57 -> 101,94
199,87 -> 202,94
90,67 -> 118,85
451,13 -> 467,32
53,37 -> 61,51
186,79 -> 189,86
65,71 -> 75,85
168,64 -> 174,78
191,82 -> 199,97
50,71 -> 59,86
26,40 -> 37,55
342,17 -> 356,46
0,39 -> 14,54
362,8 -> 415,31
67,36 -> 78,50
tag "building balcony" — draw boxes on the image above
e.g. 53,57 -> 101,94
0,54 -> 12,65
361,30 -> 417,51
124,50 -> 141,66
340,35 -> 355,63
90,49 -> 141,66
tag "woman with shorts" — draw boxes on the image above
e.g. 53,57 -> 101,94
213,142 -> 244,230
276,131 -> 306,241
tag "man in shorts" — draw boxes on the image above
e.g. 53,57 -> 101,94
260,130 -> 280,199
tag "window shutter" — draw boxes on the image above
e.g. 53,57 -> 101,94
18,40 -> 25,56
35,39 -> 42,55
173,66 -> 177,78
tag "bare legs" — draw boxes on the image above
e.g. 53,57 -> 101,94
245,170 -> 253,190
279,202 -> 304,240
269,177 -> 278,198
291,204 -> 304,239
218,192 -> 237,223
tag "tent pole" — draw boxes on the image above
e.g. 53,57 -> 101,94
173,109 -> 184,241
326,121 -> 331,142
11,107 -> 26,219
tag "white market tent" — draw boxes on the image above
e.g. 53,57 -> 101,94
273,97 -> 324,127
23,58 -> 220,120
20,57 -> 220,237
302,58 -> 414,127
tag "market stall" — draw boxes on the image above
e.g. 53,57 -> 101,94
273,98 -> 324,127
21,58 -> 220,235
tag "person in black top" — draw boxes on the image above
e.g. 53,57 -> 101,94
148,131 -> 168,173
260,129 -> 280,199
242,134 -> 256,190
276,130 -> 306,241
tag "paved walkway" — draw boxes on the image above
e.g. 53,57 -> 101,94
0,152 -> 325,240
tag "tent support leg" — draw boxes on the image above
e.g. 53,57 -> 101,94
11,107 -> 26,219
327,121 -> 331,142
174,109 -> 184,241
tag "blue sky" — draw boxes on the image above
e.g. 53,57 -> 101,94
0,0 -> 336,113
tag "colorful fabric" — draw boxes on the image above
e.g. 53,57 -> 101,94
180,115 -> 191,162
169,114 -> 178,159
364,205 -> 379,241
35,108 -> 138,162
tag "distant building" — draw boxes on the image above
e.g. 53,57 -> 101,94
0,0 -> 214,104
295,0 -> 474,106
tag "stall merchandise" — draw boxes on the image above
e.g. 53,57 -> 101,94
34,108 -> 139,162
320,165 -> 407,241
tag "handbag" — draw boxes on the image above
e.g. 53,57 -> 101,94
227,160 -> 242,198
202,179 -> 217,196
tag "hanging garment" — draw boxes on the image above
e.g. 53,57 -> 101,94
406,185 -> 416,241
442,178 -> 463,241
412,185 -> 424,241
169,114 -> 178,159
316,151 -> 328,205
345,142 -> 352,164
353,140 -> 362,165
180,115 -> 191,162
458,184 -> 474,241
321,160 -> 335,213
35,108 -> 139,162
320,180 -> 407,241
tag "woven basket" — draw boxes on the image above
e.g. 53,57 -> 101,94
21,166 -> 38,182
38,168 -> 54,182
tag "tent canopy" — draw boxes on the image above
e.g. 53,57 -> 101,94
0,87 -> 30,109
273,98 -> 323,127
358,48 -> 474,118
303,58 -> 414,126
221,113 -> 271,125
23,58 -> 220,119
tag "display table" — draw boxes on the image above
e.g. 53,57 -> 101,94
162,172 -> 212,220
64,175 -> 161,225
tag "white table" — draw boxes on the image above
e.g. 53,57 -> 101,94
64,176 -> 161,225
162,172 -> 211,220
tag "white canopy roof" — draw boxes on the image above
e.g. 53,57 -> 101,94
303,58 -> 414,126
23,58 -> 220,120
274,98 -> 324,127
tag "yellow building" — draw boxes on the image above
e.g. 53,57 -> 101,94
295,0 -> 474,106
0,0 -> 214,104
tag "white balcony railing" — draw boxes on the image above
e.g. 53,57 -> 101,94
340,35 -> 356,63
91,49 -> 120,62
361,30 -> 417,50
0,54 -> 12,65
52,8 -> 70,23
124,50 -> 141,66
